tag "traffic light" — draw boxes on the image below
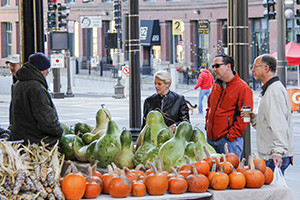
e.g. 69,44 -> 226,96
48,0 -> 57,29
263,0 -> 276,20
113,0 -> 122,30
297,0 -> 300,25
47,2 -> 70,29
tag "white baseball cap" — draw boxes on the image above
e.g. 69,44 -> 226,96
6,54 -> 20,64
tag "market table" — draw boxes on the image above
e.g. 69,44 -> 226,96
207,184 -> 296,200
82,192 -> 212,200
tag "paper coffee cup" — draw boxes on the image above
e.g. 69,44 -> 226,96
242,106 -> 251,123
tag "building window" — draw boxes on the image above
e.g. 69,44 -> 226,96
251,18 -> 269,62
5,22 -> 12,57
66,0 -> 75,3
286,19 -> 300,43
104,0 -> 113,2
2,0 -> 10,6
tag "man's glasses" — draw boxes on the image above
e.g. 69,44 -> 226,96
212,63 -> 225,69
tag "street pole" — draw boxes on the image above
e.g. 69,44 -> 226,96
277,0 -> 287,87
66,50 -> 74,97
113,0 -> 125,99
129,0 -> 141,142
228,0 -> 251,161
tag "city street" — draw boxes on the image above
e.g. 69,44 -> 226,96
0,74 -> 299,198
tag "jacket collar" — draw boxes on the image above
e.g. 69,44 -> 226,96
215,71 -> 238,88
261,76 -> 280,96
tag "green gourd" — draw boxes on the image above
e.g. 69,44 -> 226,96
191,128 -> 216,159
134,127 -> 155,166
158,121 -> 193,172
94,120 -> 121,168
72,136 -> 88,162
81,129 -> 106,145
74,122 -> 94,134
144,128 -> 173,169
86,140 -> 97,163
90,105 -> 111,134
175,141 -> 196,166
61,123 -> 73,135
59,134 -> 77,160
136,111 -> 168,149
114,130 -> 135,169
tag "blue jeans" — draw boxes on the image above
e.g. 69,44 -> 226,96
198,89 -> 211,113
265,157 -> 291,175
207,137 -> 244,160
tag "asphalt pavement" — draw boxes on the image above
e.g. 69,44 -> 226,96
0,71 -> 299,198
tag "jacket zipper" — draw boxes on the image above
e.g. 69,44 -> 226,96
219,91 -> 227,108
228,116 -> 230,129
161,97 -> 164,112
211,88 -> 224,140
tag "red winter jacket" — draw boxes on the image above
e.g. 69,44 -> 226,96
194,69 -> 214,90
205,73 -> 253,142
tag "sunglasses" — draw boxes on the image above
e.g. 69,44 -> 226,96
212,63 -> 225,69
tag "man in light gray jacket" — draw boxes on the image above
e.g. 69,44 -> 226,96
247,54 -> 294,175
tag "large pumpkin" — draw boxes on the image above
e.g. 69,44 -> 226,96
61,173 -> 86,200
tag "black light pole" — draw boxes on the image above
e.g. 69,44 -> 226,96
129,0 -> 141,141
228,0 -> 251,160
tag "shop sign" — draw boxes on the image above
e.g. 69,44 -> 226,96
80,16 -> 102,28
172,20 -> 184,35
198,20 -> 209,34
140,27 -> 148,40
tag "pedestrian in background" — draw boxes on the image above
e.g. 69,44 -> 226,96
6,54 -> 21,131
11,52 -> 63,146
194,66 -> 214,114
205,54 -> 253,159
245,54 -> 294,175
142,70 -> 190,131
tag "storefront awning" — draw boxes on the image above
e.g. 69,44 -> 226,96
140,20 -> 161,46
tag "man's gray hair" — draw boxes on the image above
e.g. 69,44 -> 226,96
154,70 -> 172,85
260,54 -> 277,73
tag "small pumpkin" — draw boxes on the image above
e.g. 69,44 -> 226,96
252,152 -> 267,173
108,168 -> 132,198
101,165 -> 116,194
123,167 -> 137,183
131,164 -> 146,177
132,175 -> 147,197
61,161 -> 87,200
236,158 -> 248,174
228,165 -> 246,189
202,146 -> 219,171
210,165 -> 230,190
264,167 -> 274,185
219,154 -> 233,174
207,160 -> 218,188
169,167 -> 188,194
193,148 -> 210,176
244,156 -> 265,188
145,162 -> 168,195
84,176 -> 102,199
220,143 -> 239,168
179,156 -> 192,179
186,165 -> 209,193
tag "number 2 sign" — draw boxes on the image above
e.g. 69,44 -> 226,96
172,20 -> 184,35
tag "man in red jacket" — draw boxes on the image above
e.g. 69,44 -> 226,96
194,66 -> 214,114
205,54 -> 253,159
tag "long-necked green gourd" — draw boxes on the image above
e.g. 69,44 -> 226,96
72,136 -> 88,162
94,120 -> 121,168
175,141 -> 196,166
136,111 -> 168,149
144,128 -> 173,169
191,128 -> 216,159
158,121 -> 193,172
134,127 -> 155,166
90,105 -> 111,134
114,129 -> 135,169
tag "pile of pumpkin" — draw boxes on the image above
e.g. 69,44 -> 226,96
59,144 -> 274,200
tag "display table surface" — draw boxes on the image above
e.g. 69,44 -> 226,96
208,184 -> 296,200
82,192 -> 212,200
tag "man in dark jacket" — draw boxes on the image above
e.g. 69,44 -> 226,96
11,52 -> 63,146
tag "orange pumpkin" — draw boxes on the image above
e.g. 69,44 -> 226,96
84,176 -> 102,199
108,169 -> 132,198
228,165 -> 246,189
131,164 -> 146,177
145,162 -> 168,195
193,147 -> 210,176
169,167 -> 188,194
264,167 -> 274,185
61,162 -> 87,200
252,153 -> 267,173
186,165 -> 209,193
244,156 -> 265,188
101,165 -> 116,194
219,154 -> 234,174
220,143 -> 239,168
123,167 -> 137,183
202,146 -> 219,171
207,160 -> 218,188
210,165 -> 230,190
236,158 -> 248,174
132,175 -> 146,197
179,155 -> 192,171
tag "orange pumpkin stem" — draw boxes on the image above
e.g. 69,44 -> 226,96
203,145 -> 210,158
224,143 -> 229,154
193,147 -> 201,162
